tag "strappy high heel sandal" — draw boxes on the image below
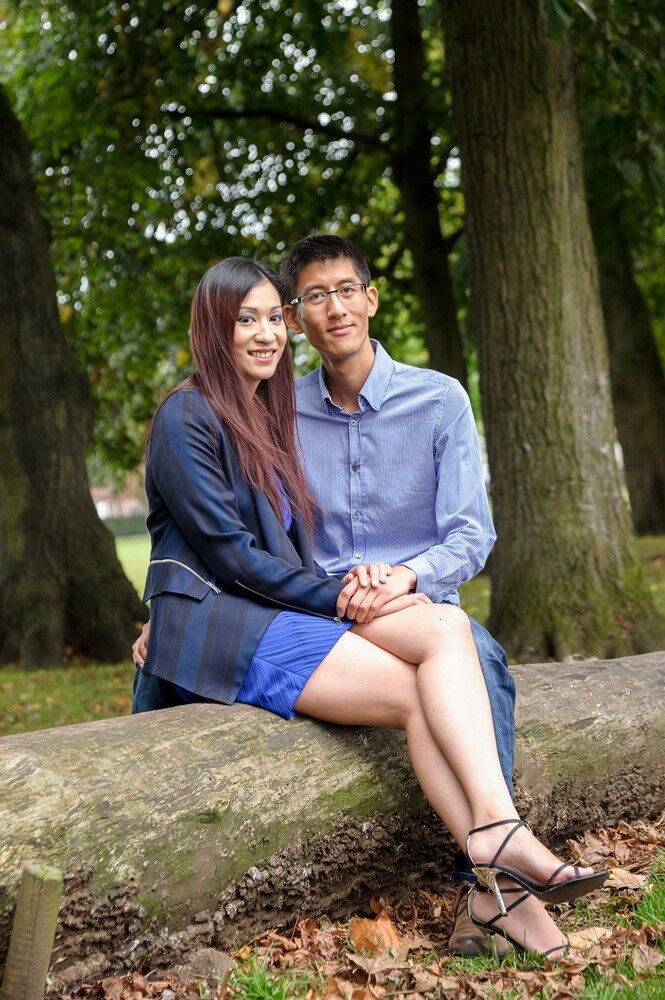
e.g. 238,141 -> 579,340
467,819 -> 608,916
467,886 -> 570,960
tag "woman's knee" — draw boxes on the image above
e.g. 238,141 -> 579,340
425,603 -> 473,645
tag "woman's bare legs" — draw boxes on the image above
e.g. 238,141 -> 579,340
295,628 -> 474,845
351,604 -> 593,888
294,604 -> 581,955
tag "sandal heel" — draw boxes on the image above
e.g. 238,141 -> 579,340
466,818 -> 608,906
472,866 -> 507,916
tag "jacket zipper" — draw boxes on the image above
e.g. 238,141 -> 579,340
234,579 -> 343,624
149,558 -> 221,594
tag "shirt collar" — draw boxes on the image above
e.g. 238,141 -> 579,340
317,340 -> 394,412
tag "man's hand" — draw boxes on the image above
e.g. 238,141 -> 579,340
132,622 -> 150,667
337,564 -> 419,624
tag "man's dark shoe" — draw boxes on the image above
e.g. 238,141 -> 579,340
447,884 -> 513,958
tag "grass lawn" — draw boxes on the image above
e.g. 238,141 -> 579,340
0,535 -> 663,738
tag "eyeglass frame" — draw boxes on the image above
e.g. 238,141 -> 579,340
289,281 -> 368,309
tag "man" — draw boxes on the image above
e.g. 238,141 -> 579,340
282,235 -> 515,956
133,234 -> 516,955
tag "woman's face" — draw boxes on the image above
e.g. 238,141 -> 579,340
233,280 -> 287,392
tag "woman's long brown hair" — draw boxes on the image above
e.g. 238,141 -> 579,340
152,257 -> 317,536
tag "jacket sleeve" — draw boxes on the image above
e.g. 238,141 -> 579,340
149,390 -> 344,618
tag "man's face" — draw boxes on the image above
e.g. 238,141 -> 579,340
284,257 -> 378,364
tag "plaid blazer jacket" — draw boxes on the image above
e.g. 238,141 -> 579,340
140,388 -> 343,703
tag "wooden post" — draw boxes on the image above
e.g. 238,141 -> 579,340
0,864 -> 62,1000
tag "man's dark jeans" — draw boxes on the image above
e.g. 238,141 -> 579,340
467,615 -> 515,795
453,615 -> 515,880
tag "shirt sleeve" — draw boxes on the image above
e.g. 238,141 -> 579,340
401,382 -> 496,603
149,390 -> 344,618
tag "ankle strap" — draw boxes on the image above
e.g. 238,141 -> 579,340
467,819 -> 530,866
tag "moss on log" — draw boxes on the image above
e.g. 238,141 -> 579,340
0,652 -> 663,965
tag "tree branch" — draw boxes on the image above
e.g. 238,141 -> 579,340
166,105 -> 389,150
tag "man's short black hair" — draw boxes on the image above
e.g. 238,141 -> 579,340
281,234 -> 371,301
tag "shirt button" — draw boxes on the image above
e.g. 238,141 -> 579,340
351,463 -> 359,471
350,418 -> 357,426
353,511 -> 360,519
354,552 -> 362,560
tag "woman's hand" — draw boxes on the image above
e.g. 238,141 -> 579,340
337,564 -> 421,624
132,622 -> 150,667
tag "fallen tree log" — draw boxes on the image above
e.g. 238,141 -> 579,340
1,652 -> 663,970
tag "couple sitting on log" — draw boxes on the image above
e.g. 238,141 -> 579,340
131,235 -> 607,958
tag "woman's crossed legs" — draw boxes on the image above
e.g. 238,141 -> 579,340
295,604 -> 584,956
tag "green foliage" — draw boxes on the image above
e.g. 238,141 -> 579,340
574,0 -> 665,351
0,1 -> 464,477
540,0 -> 596,41
0,0 -> 661,481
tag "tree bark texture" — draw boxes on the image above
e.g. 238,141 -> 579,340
440,1 -> 664,659
0,86 -> 147,667
598,247 -> 665,535
390,0 -> 467,385
0,652 -> 663,969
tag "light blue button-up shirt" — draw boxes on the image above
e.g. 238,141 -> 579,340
295,341 -> 496,606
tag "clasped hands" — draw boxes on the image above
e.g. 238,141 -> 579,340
336,563 -> 431,624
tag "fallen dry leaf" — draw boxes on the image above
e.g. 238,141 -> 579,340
606,867 -> 648,890
346,951 -> 411,975
233,944 -> 253,962
410,968 -> 439,992
632,943 -> 665,973
436,976 -> 462,994
320,975 -> 378,999
567,926 -> 612,951
348,912 -> 401,956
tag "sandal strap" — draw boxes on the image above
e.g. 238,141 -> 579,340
479,891 -> 531,929
542,940 -> 570,959
468,889 -> 570,959
455,882 -> 523,917
466,818 -> 531,866
488,820 -> 528,867
542,862 -> 581,889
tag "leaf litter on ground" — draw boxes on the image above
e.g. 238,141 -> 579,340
67,814 -> 665,1000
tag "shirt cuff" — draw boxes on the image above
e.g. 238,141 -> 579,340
401,554 -> 437,600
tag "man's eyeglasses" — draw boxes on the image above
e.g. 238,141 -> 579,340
290,282 -> 367,309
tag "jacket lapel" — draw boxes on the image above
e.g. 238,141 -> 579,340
252,489 -> 303,565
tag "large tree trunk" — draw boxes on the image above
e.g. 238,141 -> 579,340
1,652 -> 663,987
390,0 -> 467,385
0,86 -> 147,666
440,1 -> 664,659
598,244 -> 665,535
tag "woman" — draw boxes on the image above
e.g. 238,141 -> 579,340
134,257 -> 606,957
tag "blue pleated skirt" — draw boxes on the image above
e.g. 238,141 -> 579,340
173,610 -> 353,719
